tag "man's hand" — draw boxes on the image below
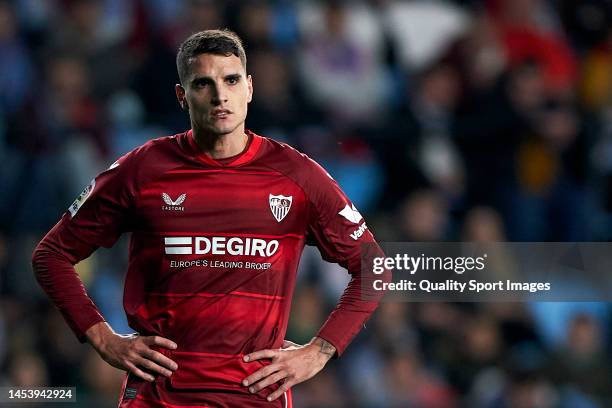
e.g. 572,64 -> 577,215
85,322 -> 178,382
242,337 -> 336,401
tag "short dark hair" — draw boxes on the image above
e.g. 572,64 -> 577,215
176,29 -> 247,85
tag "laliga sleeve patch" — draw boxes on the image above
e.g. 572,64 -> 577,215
338,203 -> 363,224
68,179 -> 96,217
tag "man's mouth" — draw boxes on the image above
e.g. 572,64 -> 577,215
212,109 -> 231,119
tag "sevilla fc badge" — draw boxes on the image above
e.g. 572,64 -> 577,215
269,194 -> 292,222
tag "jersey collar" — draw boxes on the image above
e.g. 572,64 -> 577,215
185,129 -> 263,167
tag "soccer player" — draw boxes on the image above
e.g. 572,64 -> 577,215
32,29 -> 387,407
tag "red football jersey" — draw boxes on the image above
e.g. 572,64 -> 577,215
33,130 -> 384,406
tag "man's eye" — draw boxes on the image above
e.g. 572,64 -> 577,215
227,77 -> 239,85
193,79 -> 209,88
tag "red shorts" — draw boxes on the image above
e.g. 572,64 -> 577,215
117,374 -> 293,408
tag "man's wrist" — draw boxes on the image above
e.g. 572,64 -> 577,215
85,322 -> 113,351
309,337 -> 336,362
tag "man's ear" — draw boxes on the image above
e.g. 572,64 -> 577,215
175,84 -> 188,111
247,74 -> 253,104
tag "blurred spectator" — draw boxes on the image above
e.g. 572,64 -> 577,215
512,99 -> 590,241
446,12 -> 506,93
487,0 -> 578,94
297,126 -> 384,213
383,350 -> 458,408
579,29 -> 612,111
40,308 -> 85,387
106,89 -> 165,157
233,1 -> 275,51
559,0 -> 612,50
548,313 -> 612,404
415,302 -> 466,369
172,0 -> 224,46
461,206 -> 507,242
450,315 -> 504,393
381,0 -> 469,71
286,285 -> 326,346
0,0 -> 33,115
7,53 -> 107,167
394,189 -> 450,241
46,0 -> 135,98
487,343 -> 559,408
246,48 -> 319,143
80,348 -> 125,407
230,1 -> 299,52
372,60 -> 464,207
292,367 -> 346,408
8,351 -> 49,386
371,302 -> 416,353
296,1 -> 392,124
454,61 -> 542,232
461,206 -> 519,283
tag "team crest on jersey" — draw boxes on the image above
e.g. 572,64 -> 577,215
269,194 -> 292,222
68,179 -> 96,217
162,193 -> 186,211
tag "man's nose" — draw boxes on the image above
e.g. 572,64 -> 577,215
211,84 -> 228,105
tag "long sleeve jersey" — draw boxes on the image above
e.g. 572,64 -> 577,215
32,129 -> 386,402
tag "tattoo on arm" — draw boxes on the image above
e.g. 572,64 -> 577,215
316,338 -> 336,357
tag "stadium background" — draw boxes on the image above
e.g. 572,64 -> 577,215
0,0 -> 611,406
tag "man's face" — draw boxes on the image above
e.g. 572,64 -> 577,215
176,53 -> 253,137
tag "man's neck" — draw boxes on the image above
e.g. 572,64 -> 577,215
192,127 -> 249,160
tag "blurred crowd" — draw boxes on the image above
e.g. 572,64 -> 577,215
0,0 -> 611,407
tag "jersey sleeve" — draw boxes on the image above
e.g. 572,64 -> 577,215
32,151 -> 138,342
304,159 -> 389,356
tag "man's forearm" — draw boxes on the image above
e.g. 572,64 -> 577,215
316,247 -> 390,356
32,241 -> 105,342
